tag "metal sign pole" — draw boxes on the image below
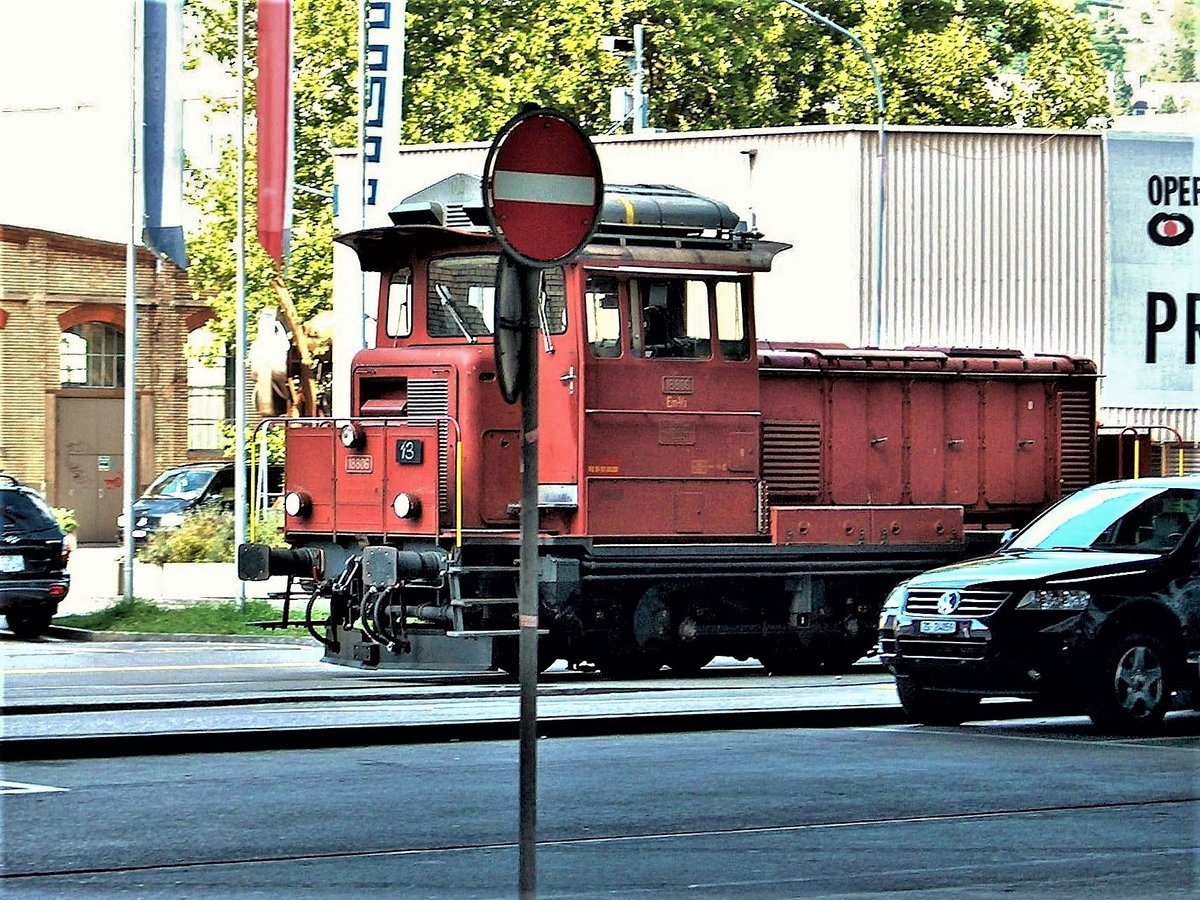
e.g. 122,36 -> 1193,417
481,106 -> 604,900
517,265 -> 540,899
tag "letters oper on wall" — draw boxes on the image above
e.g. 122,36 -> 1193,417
1106,132 -> 1200,408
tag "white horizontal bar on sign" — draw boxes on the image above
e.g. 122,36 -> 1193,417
493,171 -> 595,206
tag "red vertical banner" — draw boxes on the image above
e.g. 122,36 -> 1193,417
256,0 -> 293,268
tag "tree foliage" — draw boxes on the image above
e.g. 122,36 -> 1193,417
186,0 -> 1109,343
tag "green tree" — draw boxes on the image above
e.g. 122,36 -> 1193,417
186,0 -> 1109,344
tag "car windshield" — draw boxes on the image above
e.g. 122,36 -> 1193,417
145,468 -> 216,500
1009,485 -> 1200,553
0,489 -> 59,534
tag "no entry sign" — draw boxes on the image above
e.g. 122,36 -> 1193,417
483,107 -> 604,267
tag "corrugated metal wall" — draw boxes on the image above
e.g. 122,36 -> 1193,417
869,129 -> 1103,359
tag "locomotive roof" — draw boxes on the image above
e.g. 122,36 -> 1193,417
335,223 -> 791,273
336,175 -> 791,273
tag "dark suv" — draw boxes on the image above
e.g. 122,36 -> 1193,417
878,477 -> 1200,733
1,475 -> 71,638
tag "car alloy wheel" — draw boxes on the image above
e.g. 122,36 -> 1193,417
1090,632 -> 1171,733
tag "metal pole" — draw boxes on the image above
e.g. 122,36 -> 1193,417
359,0 -> 369,348
633,23 -> 647,132
777,0 -> 887,345
235,0 -> 248,608
122,0 -> 140,601
517,264 -> 542,899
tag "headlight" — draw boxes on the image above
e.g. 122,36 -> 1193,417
284,492 -> 312,518
339,422 -> 366,449
158,513 -> 186,528
1016,589 -> 1091,611
882,584 -> 906,613
392,492 -> 421,519
117,514 -> 127,527
879,584 -> 906,627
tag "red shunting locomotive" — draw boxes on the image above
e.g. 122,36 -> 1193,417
238,178 -> 1098,676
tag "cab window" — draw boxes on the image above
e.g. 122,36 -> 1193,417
586,275 -> 622,358
630,278 -> 711,359
427,255 -> 497,337
715,280 -> 749,360
384,268 -> 413,338
541,268 -> 568,336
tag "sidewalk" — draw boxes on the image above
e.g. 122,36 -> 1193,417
62,545 -> 291,614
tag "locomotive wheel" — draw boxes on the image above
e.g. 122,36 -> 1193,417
597,645 -> 663,680
492,637 -> 559,679
665,648 -> 715,676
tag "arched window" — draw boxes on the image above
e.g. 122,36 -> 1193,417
59,323 -> 124,388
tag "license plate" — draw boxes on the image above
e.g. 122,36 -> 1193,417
0,554 -> 25,573
919,619 -> 957,635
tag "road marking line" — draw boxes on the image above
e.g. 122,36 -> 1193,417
859,723 -> 1200,751
0,780 -> 69,795
3,662 -> 315,676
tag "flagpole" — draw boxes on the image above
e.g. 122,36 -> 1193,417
235,0 -> 248,608
359,0 -> 368,348
122,0 -> 140,601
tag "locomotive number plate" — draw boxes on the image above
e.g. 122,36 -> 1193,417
396,439 -> 425,465
345,455 -> 374,474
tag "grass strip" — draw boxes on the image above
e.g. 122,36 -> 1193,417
55,598 -> 313,637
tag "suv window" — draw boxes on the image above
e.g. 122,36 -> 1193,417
1,489 -> 59,533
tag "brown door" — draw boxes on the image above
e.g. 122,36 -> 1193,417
56,396 -> 124,543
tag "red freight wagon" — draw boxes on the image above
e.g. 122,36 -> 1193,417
239,179 -> 1098,676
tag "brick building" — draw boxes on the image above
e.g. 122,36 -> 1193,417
0,225 -> 220,542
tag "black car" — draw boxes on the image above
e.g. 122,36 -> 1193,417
878,477 -> 1200,732
1,475 -> 71,639
117,462 -> 235,543
118,462 -> 285,543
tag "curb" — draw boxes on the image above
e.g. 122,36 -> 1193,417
45,625 -> 318,646
0,701 -> 1034,762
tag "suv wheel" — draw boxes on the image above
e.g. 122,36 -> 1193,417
895,675 -> 982,725
1088,632 -> 1171,733
5,609 -> 54,640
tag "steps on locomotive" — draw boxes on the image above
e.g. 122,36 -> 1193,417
444,560 -> 547,636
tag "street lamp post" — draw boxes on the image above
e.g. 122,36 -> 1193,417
776,0 -> 888,346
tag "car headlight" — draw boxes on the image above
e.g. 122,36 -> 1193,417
879,584 -> 906,627
158,513 -> 186,528
882,584 -> 906,613
1016,589 -> 1091,611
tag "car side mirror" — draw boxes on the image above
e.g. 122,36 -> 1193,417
998,528 -> 1019,550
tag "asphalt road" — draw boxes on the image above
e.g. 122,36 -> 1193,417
3,721 -> 1198,897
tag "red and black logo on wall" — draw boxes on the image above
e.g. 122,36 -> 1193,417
1148,212 -> 1194,247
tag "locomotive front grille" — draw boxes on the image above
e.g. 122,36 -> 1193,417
903,589 -> 1010,618
406,378 -> 450,513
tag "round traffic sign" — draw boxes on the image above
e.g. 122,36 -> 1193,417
483,107 -> 604,268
